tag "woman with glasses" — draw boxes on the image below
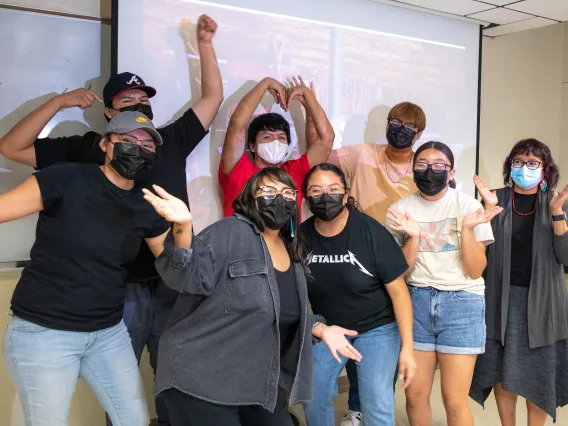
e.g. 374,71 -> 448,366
154,166 -> 360,426
299,163 -> 415,426
1,112 -> 195,426
385,142 -> 502,426
470,139 -> 568,425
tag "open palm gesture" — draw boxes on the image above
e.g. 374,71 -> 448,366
550,184 -> 568,215
462,206 -> 503,229
473,175 -> 498,208
143,185 -> 192,225
387,208 -> 421,238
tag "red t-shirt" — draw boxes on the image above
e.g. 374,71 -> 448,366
219,153 -> 311,219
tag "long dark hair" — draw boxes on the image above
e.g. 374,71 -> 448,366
413,141 -> 457,189
302,163 -> 361,211
503,138 -> 559,190
232,167 -> 308,274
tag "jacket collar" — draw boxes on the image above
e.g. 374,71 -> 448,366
234,213 -> 261,235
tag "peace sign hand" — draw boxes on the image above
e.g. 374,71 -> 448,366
142,185 -> 192,225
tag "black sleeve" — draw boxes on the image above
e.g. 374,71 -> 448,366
157,108 -> 208,157
33,163 -> 78,210
368,221 -> 408,285
145,215 -> 170,239
35,132 -> 105,170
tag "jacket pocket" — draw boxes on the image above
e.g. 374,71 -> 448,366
225,259 -> 269,313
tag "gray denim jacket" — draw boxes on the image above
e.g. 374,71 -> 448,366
154,214 -> 324,411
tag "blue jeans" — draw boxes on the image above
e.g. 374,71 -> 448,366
304,322 -> 401,426
3,316 -> 147,426
409,286 -> 486,354
107,280 -> 177,426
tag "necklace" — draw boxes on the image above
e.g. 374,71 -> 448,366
384,153 -> 412,184
512,187 -> 538,216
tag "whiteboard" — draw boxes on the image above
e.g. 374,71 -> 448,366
0,8 -> 110,263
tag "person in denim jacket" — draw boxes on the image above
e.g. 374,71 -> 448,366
153,167 -> 361,426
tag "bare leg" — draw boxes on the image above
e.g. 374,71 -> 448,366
405,350 -> 438,426
438,353 -> 477,426
494,383 -> 517,426
526,399 -> 547,426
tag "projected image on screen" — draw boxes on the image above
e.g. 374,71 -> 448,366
118,0 -> 480,232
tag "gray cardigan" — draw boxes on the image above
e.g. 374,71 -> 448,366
485,188 -> 568,348
153,214 -> 324,411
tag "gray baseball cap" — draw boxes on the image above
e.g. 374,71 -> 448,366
107,111 -> 163,146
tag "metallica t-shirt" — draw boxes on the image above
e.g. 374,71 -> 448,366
300,208 -> 408,334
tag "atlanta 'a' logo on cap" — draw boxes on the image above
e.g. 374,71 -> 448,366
127,75 -> 141,85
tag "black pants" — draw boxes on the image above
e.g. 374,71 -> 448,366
163,388 -> 294,426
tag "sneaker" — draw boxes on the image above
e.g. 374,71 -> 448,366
339,410 -> 363,426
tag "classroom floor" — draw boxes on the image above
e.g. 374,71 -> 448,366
289,370 -> 568,425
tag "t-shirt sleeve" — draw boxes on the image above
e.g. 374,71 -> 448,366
145,215 -> 170,239
35,132 -> 104,170
33,163 -> 77,210
367,218 -> 409,285
335,144 -> 363,181
282,153 -> 311,188
464,197 -> 495,245
218,153 -> 255,216
158,108 -> 208,157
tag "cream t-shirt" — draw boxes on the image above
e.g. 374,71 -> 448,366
335,143 -> 417,225
385,188 -> 494,295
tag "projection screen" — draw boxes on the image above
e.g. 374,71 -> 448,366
116,0 -> 481,233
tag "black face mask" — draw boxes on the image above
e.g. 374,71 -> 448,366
257,195 -> 296,230
117,103 -> 154,120
414,168 -> 448,196
308,193 -> 345,222
110,142 -> 155,180
386,124 -> 416,149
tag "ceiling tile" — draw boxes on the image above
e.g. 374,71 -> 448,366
394,0 -> 495,16
483,16 -> 556,36
469,7 -> 534,24
507,0 -> 568,21
479,0 -> 520,5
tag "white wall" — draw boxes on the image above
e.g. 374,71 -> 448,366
4,0 -> 110,18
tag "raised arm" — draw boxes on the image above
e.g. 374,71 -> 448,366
460,206 -> 502,279
221,77 -> 286,173
286,80 -> 334,166
0,176 -> 44,223
0,89 -> 101,167
189,15 -> 223,130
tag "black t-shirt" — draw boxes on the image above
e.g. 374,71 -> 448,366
300,209 -> 408,334
11,163 -> 169,331
34,108 -> 208,282
510,192 -> 537,287
275,264 -> 301,353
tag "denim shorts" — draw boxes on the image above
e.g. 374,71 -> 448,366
408,285 -> 486,355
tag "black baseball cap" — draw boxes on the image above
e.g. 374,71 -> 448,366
103,72 -> 157,107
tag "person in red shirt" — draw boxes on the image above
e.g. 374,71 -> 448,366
219,76 -> 334,219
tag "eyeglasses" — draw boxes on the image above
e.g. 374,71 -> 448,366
414,162 -> 451,174
389,119 -> 419,132
307,184 -> 345,198
115,134 -> 157,153
257,186 -> 297,201
511,159 -> 541,170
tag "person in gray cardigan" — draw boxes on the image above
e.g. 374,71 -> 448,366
148,167 -> 362,426
470,138 -> 568,425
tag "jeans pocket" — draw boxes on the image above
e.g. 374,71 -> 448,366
451,291 -> 484,303
11,317 -> 49,333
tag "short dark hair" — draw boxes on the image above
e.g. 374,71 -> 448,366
247,113 -> 291,153
302,163 -> 361,211
503,138 -> 559,190
413,141 -> 457,189
232,167 -> 308,274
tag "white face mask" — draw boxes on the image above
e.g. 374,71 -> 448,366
255,140 -> 290,165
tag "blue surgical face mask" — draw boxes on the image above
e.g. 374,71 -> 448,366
510,166 -> 542,190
